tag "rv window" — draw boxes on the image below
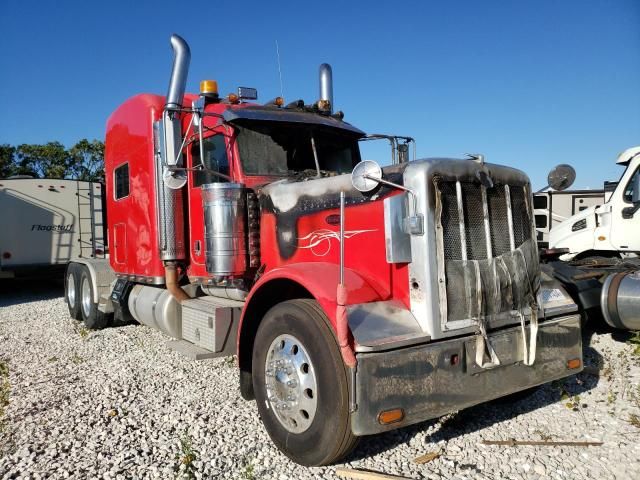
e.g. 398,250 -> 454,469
535,214 -> 547,229
114,163 -> 129,200
533,195 -> 548,210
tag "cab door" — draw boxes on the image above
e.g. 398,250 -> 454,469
609,160 -> 640,252
186,131 -> 231,278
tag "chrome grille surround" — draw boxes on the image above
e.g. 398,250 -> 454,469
402,159 -> 539,340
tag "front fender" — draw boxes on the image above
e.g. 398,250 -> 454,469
240,262 -> 383,332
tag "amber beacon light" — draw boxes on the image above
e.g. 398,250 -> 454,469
200,80 -> 218,95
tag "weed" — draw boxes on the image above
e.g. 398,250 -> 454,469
78,327 -> 90,339
0,360 -> 10,432
47,356 -> 58,363
70,354 -> 84,365
629,414 -> 640,429
607,391 -> 618,405
240,456 -> 255,480
224,355 -> 236,367
628,332 -> 640,357
533,429 -> 553,441
174,428 -> 199,479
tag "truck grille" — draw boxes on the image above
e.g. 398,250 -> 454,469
435,179 -> 537,326
439,181 -> 532,261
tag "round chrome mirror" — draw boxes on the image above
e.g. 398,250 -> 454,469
163,168 -> 188,189
547,164 -> 576,191
351,160 -> 382,192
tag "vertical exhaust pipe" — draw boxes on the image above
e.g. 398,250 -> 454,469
164,34 -> 191,167
166,34 -> 191,112
157,34 -> 189,297
319,63 -> 333,114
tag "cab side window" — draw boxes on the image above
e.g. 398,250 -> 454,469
623,167 -> 639,203
114,163 -> 129,199
192,135 -> 230,186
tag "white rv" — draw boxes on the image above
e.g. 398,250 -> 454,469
0,177 -> 106,278
534,188 -> 607,248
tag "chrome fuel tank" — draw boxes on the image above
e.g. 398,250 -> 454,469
202,183 -> 247,276
602,271 -> 640,330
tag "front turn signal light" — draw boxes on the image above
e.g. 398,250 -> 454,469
378,408 -> 404,425
567,358 -> 581,369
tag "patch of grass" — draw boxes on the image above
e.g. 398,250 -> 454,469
70,354 -> 84,365
77,327 -> 90,339
240,456 -> 255,480
0,359 -> 10,432
533,429 -> 553,441
628,414 -> 640,429
628,332 -> 640,357
47,356 -> 58,363
174,428 -> 199,479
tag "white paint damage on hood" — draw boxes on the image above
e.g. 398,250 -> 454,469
262,174 -> 354,212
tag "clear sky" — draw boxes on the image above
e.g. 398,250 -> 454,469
1,0 -> 638,189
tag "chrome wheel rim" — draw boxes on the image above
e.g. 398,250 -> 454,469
264,334 -> 318,434
66,273 -> 76,308
81,276 -> 91,318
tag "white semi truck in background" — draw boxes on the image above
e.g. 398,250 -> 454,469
544,146 -> 640,331
0,177 -> 106,279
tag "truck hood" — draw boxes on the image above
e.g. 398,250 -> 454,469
548,204 -> 598,251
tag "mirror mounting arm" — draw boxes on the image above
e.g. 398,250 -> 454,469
363,174 -> 424,235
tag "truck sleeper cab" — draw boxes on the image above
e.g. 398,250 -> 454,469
65,34 -> 583,466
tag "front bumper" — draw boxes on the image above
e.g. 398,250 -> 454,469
351,314 -> 582,436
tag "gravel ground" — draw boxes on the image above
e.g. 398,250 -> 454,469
1,281 -> 639,479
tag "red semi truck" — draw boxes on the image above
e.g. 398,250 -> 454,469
64,34 -> 583,465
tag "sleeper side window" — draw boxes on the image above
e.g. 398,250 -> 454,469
192,134 -> 230,186
114,163 -> 129,199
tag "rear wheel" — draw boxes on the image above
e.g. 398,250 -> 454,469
79,266 -> 111,329
252,299 -> 358,466
65,264 -> 82,320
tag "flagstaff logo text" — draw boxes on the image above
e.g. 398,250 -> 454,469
31,224 -> 74,232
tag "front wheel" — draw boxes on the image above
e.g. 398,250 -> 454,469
252,299 -> 358,466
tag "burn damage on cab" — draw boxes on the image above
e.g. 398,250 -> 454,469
257,165 -> 406,260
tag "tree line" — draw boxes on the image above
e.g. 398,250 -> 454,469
0,139 -> 105,182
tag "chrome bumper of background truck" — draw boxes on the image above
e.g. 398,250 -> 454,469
351,314 -> 582,436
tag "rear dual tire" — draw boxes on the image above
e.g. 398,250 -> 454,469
65,263 -> 111,329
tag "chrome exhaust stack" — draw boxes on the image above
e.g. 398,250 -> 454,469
319,63 -> 334,114
164,34 -> 191,168
154,34 -> 189,280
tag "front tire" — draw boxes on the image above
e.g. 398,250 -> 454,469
252,299 -> 358,466
79,266 -> 111,329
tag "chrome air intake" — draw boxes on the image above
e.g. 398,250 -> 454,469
202,183 -> 248,276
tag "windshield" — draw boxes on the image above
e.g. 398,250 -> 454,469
234,121 -> 362,176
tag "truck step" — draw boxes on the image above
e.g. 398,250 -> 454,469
166,339 -> 223,361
